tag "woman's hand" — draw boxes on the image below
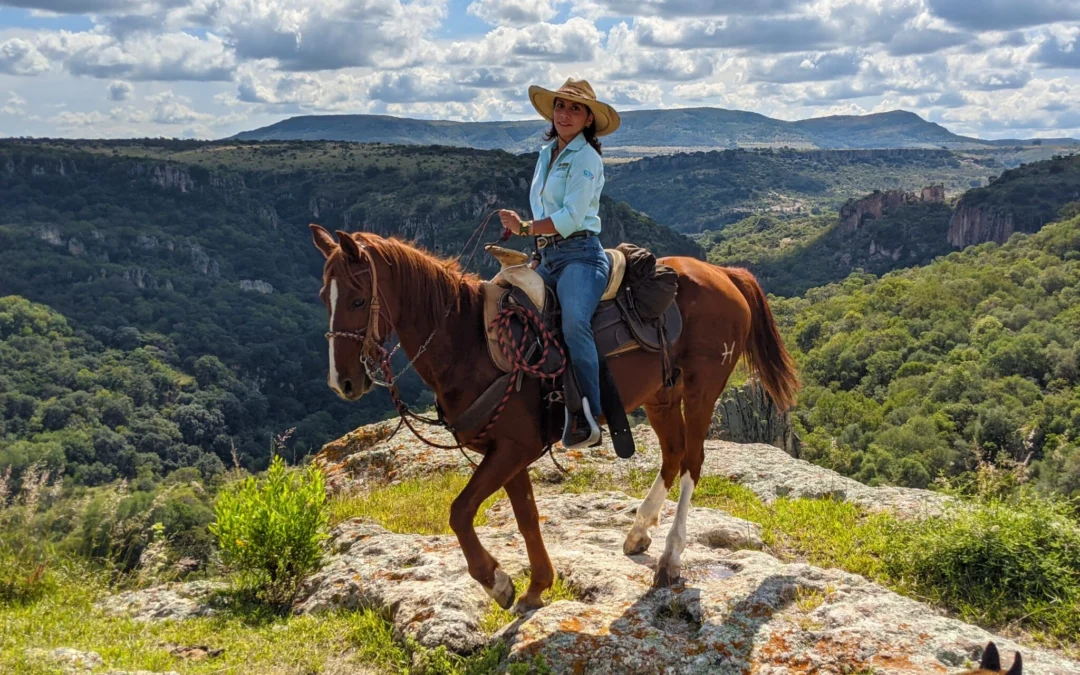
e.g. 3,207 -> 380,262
498,209 -> 523,234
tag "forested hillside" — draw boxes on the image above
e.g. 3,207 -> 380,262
774,214 -> 1080,496
605,148 -> 1000,231
707,154 -> 1080,296
0,296 -> 242,487
0,139 -> 699,483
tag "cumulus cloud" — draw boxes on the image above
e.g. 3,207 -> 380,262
671,81 -> 726,100
108,79 -> 134,100
368,70 -> 478,103
0,38 -> 51,75
1,92 -> 27,116
606,82 -> 663,105
750,51 -> 863,83
197,0 -> 444,71
927,0 -> 1080,31
885,27 -> 969,56
1034,29 -> 1080,68
37,31 -> 235,81
634,16 -> 842,53
51,110 -> 110,127
446,17 -> 603,64
467,0 -> 560,25
147,90 -> 213,124
584,0 -> 800,18
604,22 -> 715,80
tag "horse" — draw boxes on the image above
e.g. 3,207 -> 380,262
957,642 -> 1022,675
310,224 -> 799,613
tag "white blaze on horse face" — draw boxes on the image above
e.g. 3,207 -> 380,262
328,279 -> 341,394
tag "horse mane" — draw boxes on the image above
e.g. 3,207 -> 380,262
329,233 -> 483,333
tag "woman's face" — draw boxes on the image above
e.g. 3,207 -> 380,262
553,97 -> 594,141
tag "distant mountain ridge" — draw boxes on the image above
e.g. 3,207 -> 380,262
231,108 -> 1078,156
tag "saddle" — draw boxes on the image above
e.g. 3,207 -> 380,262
474,243 -> 683,456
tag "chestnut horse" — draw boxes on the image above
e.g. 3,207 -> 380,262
311,224 -> 799,613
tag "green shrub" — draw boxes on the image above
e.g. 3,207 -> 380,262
210,456 -> 329,608
882,489 -> 1080,641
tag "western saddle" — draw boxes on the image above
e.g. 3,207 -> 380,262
454,244 -> 681,457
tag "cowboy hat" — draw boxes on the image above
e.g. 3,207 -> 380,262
528,78 -> 621,137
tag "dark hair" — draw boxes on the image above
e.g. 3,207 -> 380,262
543,103 -> 602,155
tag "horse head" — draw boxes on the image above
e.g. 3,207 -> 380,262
310,224 -> 388,401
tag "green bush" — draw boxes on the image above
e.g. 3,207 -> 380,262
882,489 -> 1080,641
210,456 -> 329,608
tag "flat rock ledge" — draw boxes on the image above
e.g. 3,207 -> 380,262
96,580 -> 227,622
293,491 -> 1077,674
316,423 -> 952,518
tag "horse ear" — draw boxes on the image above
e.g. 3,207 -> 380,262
980,642 -> 1002,671
1006,652 -> 1022,675
310,224 -> 336,259
335,230 -> 363,263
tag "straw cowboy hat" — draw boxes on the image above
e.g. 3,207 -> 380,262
528,78 -> 621,137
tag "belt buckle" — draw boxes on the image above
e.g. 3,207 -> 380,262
536,235 -> 549,249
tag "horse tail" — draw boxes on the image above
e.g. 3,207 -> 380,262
723,267 -> 800,411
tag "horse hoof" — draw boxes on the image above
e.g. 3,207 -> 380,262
623,531 -> 652,556
653,556 -> 679,587
485,569 -> 516,610
512,595 -> 546,616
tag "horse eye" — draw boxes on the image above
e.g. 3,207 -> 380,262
352,298 -> 366,308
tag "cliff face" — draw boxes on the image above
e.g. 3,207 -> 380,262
948,205 -> 1016,248
837,184 -> 945,236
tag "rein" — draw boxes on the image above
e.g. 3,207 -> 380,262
327,213 -> 572,474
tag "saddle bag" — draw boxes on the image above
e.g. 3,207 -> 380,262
616,243 -> 679,321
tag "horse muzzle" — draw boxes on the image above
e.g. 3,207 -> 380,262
333,372 -> 372,401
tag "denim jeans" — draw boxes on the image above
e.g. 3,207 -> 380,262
535,235 -> 610,414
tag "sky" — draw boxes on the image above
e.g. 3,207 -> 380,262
1,0 -> 1080,140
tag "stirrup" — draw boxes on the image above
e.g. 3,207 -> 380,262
562,397 -> 601,450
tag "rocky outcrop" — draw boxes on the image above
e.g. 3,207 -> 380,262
188,244 -> 220,276
123,267 -> 158,289
837,185 -> 945,236
36,224 -> 65,246
708,381 -> 801,458
289,491 -> 1076,674
97,580 -> 226,622
149,165 -> 196,192
238,279 -> 273,294
316,422 -> 951,518
947,205 -> 1016,248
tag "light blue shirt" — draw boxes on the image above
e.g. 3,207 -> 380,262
529,132 -> 605,239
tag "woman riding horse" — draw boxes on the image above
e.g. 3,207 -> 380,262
498,78 -> 621,450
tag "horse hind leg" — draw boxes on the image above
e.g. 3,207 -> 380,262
623,387 -> 685,557
655,362 -> 731,587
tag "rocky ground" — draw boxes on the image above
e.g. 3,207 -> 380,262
92,421 -> 1080,674
315,421 -> 953,518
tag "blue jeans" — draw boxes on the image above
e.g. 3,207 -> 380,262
535,235 -> 610,414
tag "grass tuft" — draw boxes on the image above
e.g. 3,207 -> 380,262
329,473 -> 504,534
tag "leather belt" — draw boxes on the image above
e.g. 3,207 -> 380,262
535,230 -> 591,249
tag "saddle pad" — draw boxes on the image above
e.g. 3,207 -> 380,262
482,282 -> 683,375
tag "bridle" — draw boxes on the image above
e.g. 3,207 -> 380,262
324,239 -> 442,389
318,216 -> 570,475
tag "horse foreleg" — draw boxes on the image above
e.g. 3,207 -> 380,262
449,446 -> 524,609
504,467 -> 554,613
624,389 -> 685,556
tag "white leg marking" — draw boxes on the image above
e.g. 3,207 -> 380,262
624,471 -> 669,555
328,279 -> 340,393
663,472 -> 696,570
635,472 -> 668,529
